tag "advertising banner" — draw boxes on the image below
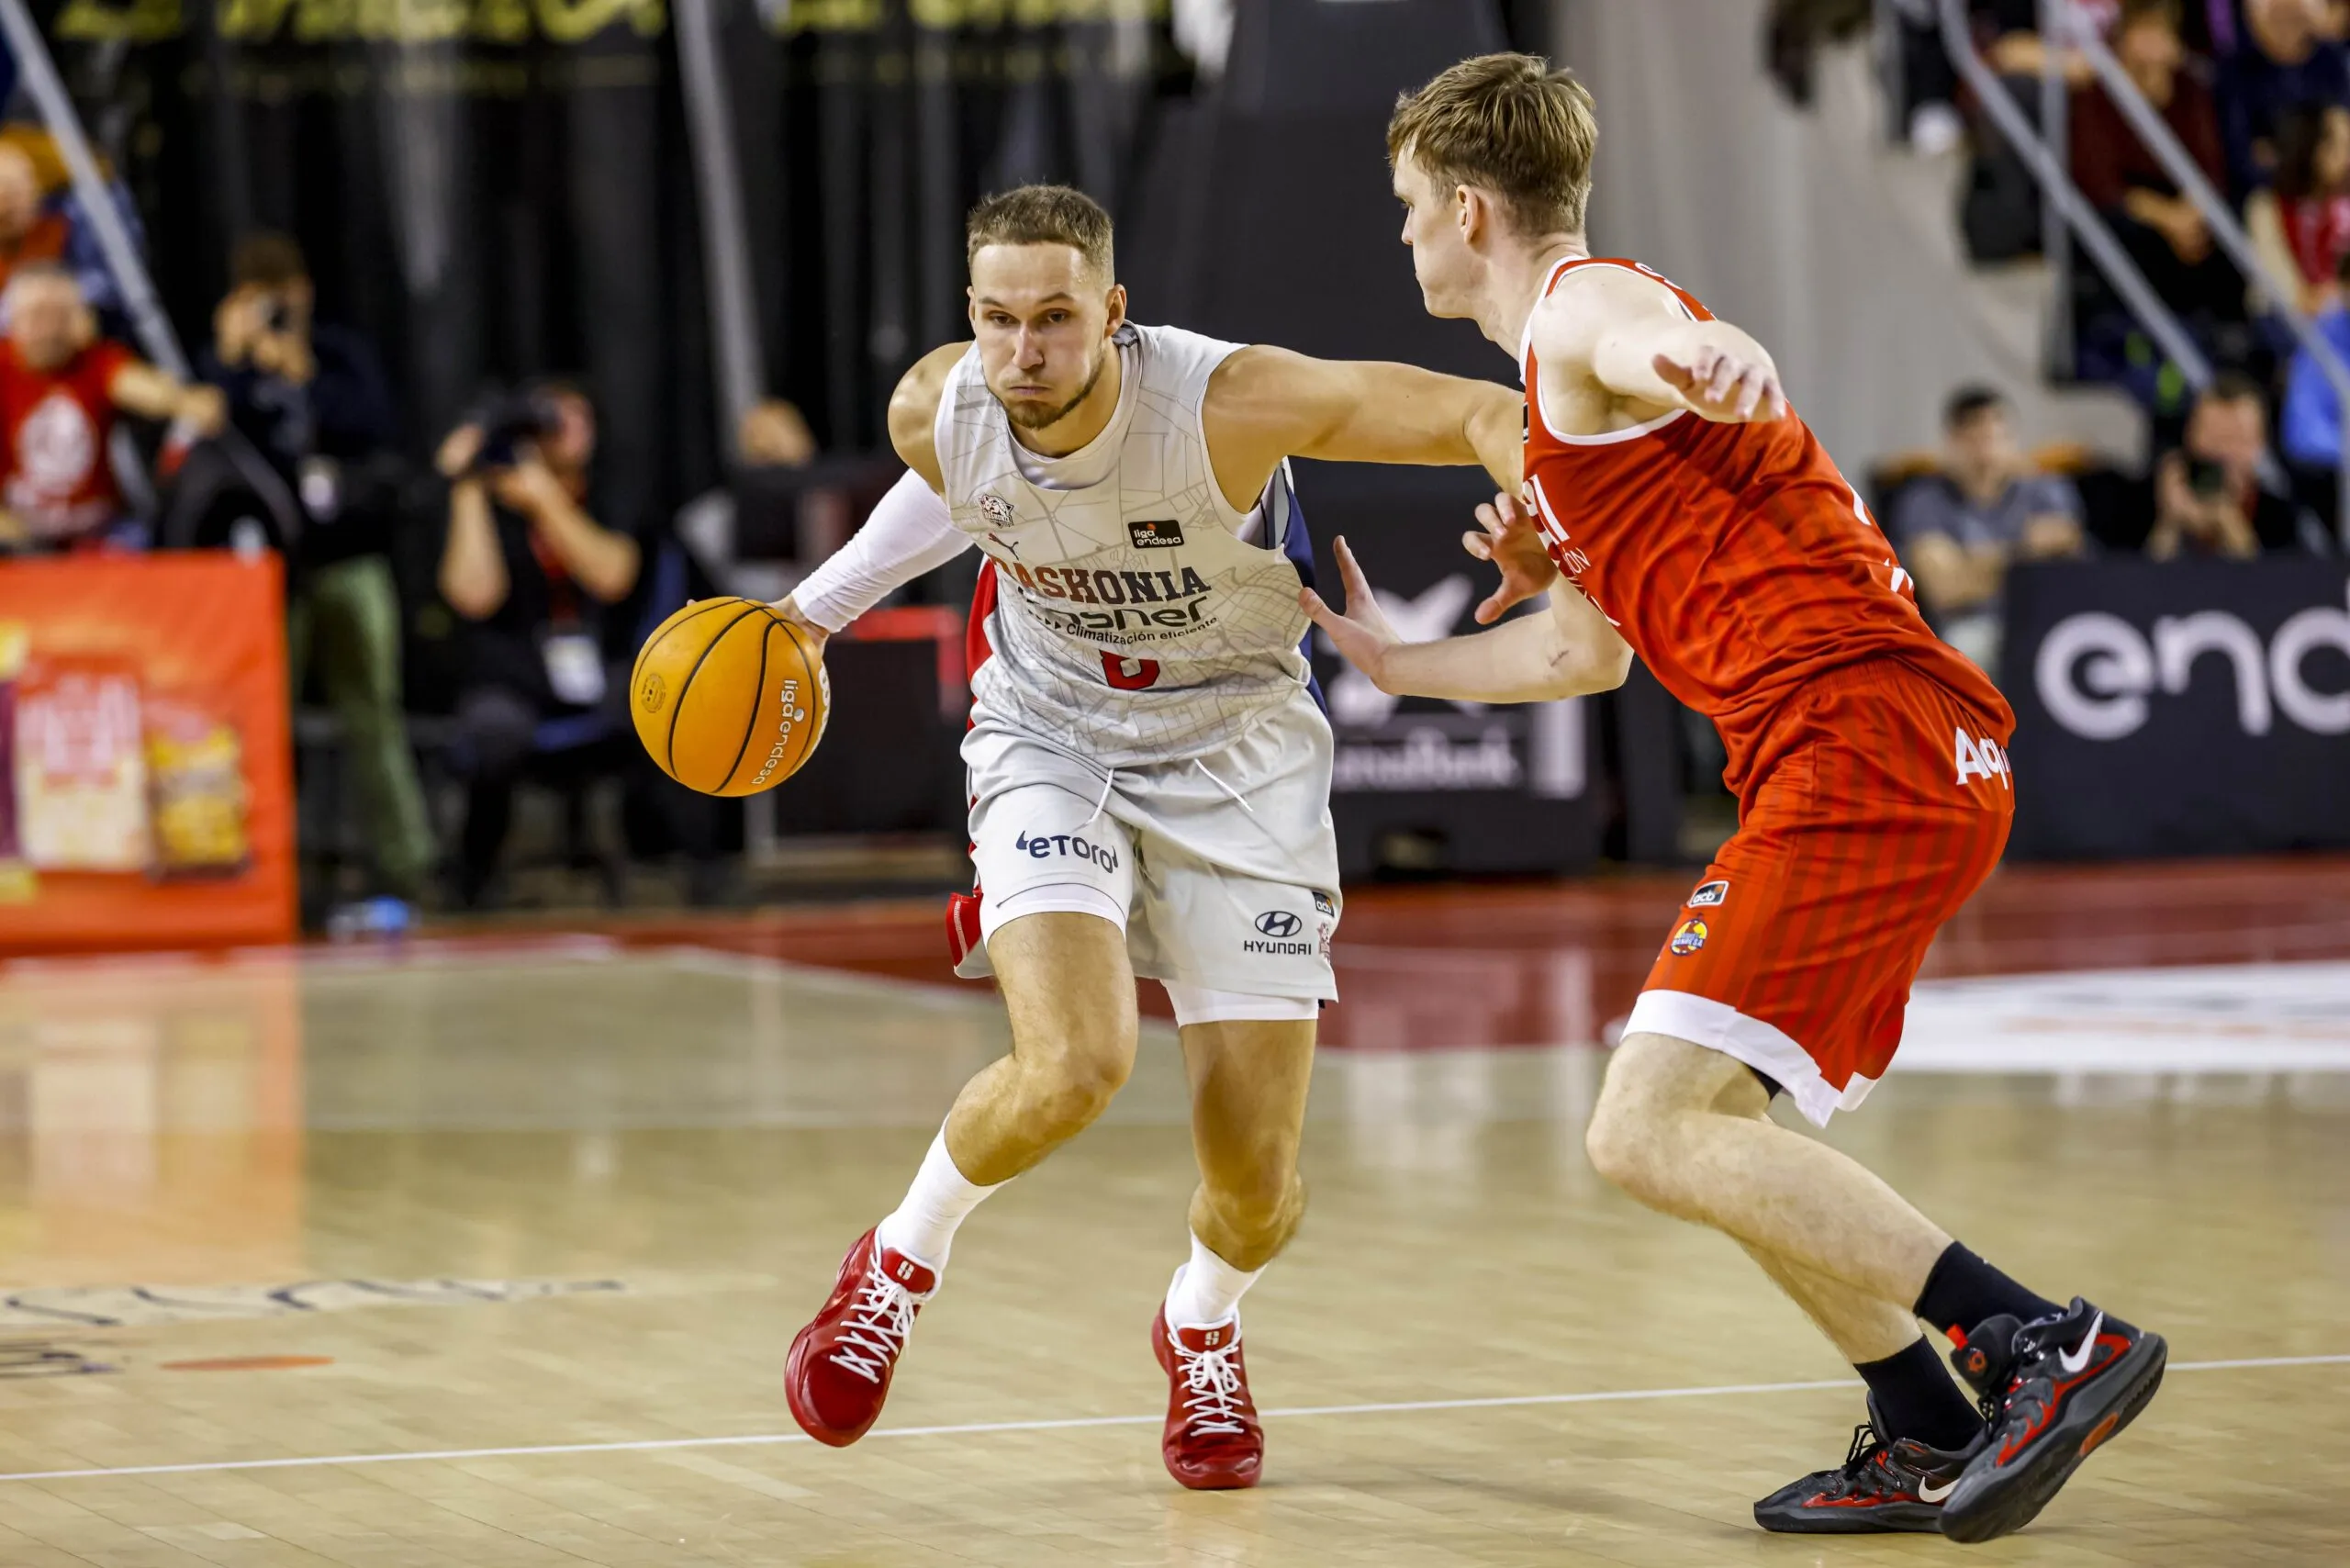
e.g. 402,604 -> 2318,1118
2002,558 -> 2350,859
0,553 -> 296,951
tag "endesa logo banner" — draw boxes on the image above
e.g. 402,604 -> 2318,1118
2003,559 -> 2350,859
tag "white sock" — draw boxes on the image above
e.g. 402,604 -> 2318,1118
1163,1233 -> 1262,1328
874,1126 -> 1000,1272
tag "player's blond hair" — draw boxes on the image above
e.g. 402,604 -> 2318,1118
965,185 -> 1115,281
1387,52 -> 1598,239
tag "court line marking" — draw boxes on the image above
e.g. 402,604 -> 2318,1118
0,1352 -> 2341,1485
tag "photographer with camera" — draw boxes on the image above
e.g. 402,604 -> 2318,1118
202,230 -> 434,910
436,381 -> 640,907
2149,373 -> 2311,559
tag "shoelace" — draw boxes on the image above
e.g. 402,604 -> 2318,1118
827,1259 -> 920,1384
1173,1339 -> 1250,1438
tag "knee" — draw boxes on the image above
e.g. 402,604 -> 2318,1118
1021,1047 -> 1131,1137
1203,1156 -> 1303,1238
1583,1091 -> 1672,1202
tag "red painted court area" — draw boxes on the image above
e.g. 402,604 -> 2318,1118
592,856 -> 2350,1051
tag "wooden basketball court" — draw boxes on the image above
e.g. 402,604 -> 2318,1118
0,857 -> 2343,1565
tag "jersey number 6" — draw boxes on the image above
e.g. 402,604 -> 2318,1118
1102,653 -> 1161,690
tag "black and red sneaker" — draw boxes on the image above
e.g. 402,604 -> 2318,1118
1753,1396 -> 1984,1534
1938,1297 -> 2166,1543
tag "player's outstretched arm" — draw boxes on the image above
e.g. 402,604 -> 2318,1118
774,343 -> 974,647
1301,535 -> 1631,705
1205,345 -> 1525,498
1565,266 -> 1789,424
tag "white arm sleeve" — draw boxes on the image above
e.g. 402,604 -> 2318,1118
790,469 -> 973,633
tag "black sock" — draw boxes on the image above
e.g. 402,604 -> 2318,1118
1913,1242 -> 2064,1343
1857,1338 -> 1985,1452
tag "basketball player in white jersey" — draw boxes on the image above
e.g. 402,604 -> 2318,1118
771,185 -> 1523,1489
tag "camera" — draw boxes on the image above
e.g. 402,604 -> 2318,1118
469,390 -> 565,472
258,297 -> 292,334
2186,456 -> 2230,498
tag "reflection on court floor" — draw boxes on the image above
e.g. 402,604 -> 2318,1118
0,860 -> 2341,1564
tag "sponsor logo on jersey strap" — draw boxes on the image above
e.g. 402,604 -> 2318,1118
1953,729 -> 2013,790
1014,829 -> 1118,874
1686,879 -> 1729,908
1669,918 -> 1708,956
1127,519 -> 1184,549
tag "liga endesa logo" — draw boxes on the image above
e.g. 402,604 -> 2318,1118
2034,584 -> 2350,741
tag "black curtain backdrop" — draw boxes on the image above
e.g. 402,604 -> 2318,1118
40,0 -> 1190,501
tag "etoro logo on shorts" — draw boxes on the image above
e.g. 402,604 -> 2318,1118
1246,910 -> 1314,957
1015,829 -> 1117,873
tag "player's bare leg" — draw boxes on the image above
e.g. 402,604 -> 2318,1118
1181,1018 -> 1314,1270
787,912 -> 1136,1447
942,912 -> 1140,1184
1147,1015 -> 1315,1490
1585,1034 -> 1951,1301
1587,1033 -> 2165,1538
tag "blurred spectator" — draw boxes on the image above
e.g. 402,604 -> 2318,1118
2149,372 -> 2312,554
436,383 -> 641,907
0,129 -> 149,327
1893,387 -> 2088,670
0,143 -> 68,300
2245,103 -> 2350,313
737,397 -> 817,468
0,263 -> 220,551
200,230 -> 434,908
2279,247 -> 2350,465
2073,0 -> 2242,327
2217,0 -> 2350,195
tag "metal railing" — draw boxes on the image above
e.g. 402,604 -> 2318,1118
0,0 -> 186,377
2053,1 -> 2350,538
1941,0 -> 2350,537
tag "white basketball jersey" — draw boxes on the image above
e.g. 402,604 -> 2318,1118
935,321 -> 1317,767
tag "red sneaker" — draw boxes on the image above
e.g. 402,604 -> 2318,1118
786,1227 -> 936,1447
1150,1305 -> 1264,1490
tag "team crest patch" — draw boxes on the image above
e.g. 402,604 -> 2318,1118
1128,519 -> 1184,549
1669,918 -> 1708,956
1687,879 -> 1729,909
979,494 -> 1015,528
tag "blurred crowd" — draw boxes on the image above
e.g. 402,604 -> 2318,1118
0,121 -> 837,922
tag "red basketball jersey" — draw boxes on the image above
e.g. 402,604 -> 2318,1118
1520,257 -> 2011,790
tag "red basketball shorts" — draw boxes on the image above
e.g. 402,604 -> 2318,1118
1626,656 -> 2015,1125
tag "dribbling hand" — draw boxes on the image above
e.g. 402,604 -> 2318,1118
1299,536 -> 1400,690
768,595 -> 833,658
1463,487 -> 1558,625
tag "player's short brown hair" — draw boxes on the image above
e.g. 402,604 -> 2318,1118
965,185 -> 1114,281
1388,52 -> 1598,238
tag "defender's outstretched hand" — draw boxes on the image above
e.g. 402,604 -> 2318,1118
1653,342 -> 1787,424
1300,536 -> 1400,690
1463,487 -> 1558,624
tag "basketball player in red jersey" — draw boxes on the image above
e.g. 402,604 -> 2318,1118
1304,55 -> 2166,1543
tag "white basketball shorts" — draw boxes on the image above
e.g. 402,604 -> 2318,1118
955,689 -> 1341,1012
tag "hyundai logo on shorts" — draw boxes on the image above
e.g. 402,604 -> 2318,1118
1254,911 -> 1303,938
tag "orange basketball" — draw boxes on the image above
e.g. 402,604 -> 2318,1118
631,599 -> 830,796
